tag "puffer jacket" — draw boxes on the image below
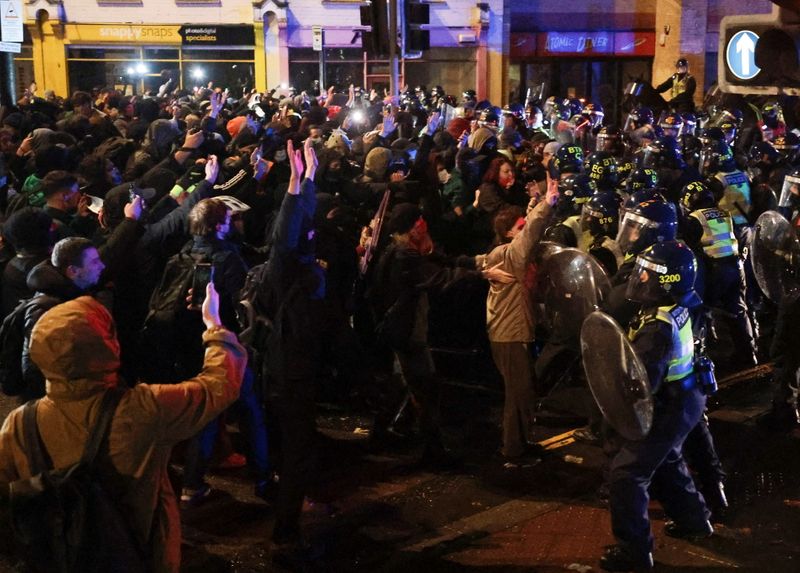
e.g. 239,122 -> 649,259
0,296 -> 246,573
20,260 -> 85,402
480,199 -> 553,342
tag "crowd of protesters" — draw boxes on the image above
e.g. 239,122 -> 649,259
0,63 -> 799,571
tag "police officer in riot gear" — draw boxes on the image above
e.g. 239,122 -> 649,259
773,133 -> 800,167
586,151 -> 620,193
702,140 -> 753,231
554,144 -> 585,180
778,167 -> 800,223
544,173 -> 597,250
680,181 -> 757,371
639,136 -> 699,205
581,191 -> 625,276
655,57 -> 696,113
626,107 -> 656,147
623,168 -> 660,196
606,197 -> 679,328
601,240 -> 712,573
597,126 -> 626,157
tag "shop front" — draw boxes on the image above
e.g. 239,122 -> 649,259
510,30 -> 656,125
61,23 -> 258,95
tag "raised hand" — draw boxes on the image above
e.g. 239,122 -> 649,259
204,154 -> 219,184
287,139 -> 304,181
545,177 -> 559,207
209,91 -> 223,118
303,137 -> 318,180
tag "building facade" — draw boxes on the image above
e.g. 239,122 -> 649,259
17,0 -> 775,113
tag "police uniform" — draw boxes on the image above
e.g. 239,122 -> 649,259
714,170 -> 753,229
546,214 -> 594,252
685,207 -> 756,369
656,73 -> 696,114
589,235 -> 624,277
608,303 -> 710,564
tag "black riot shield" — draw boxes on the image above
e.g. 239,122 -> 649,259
580,311 -> 653,440
538,247 -> 611,342
751,211 -> 800,304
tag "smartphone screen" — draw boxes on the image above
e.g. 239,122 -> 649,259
191,263 -> 213,307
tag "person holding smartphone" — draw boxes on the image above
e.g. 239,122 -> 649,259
177,197 -> 270,505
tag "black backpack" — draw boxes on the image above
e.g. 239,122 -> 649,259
138,249 -> 209,382
8,388 -> 148,573
0,297 -> 38,396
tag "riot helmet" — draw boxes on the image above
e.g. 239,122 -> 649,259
525,104 -> 544,128
556,172 -> 597,218
718,120 -> 737,145
563,98 -> 584,120
616,197 -> 678,255
676,58 -> 689,69
620,187 -> 666,222
659,113 -> 684,139
581,190 -> 621,238
479,107 -> 501,129
596,125 -> 622,153
431,85 -> 445,98
680,180 -> 715,214
779,167 -> 800,209
700,139 -> 736,175
585,151 -> 619,189
625,240 -> 701,307
503,102 -> 525,121
462,89 -> 477,104
626,168 -> 659,193
762,102 -> 782,129
582,102 -> 605,129
699,127 -> 725,147
555,144 -> 584,176
773,133 -> 800,159
748,141 -> 781,167
631,107 -> 654,128
640,136 -> 685,170
616,158 -> 636,184
681,112 -> 698,137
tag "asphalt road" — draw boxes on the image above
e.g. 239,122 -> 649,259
1,364 -> 797,573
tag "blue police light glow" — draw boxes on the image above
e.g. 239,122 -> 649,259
726,30 -> 760,80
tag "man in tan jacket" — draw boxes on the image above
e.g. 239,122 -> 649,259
480,179 -> 558,464
0,284 -> 247,573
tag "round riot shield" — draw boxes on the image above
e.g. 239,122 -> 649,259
751,211 -> 800,304
580,311 -> 653,440
538,248 -> 611,341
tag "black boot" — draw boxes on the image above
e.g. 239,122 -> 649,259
600,545 -> 654,572
664,519 -> 714,540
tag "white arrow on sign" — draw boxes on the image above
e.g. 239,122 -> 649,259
736,32 -> 756,77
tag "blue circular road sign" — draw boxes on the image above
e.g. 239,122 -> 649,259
726,30 -> 761,81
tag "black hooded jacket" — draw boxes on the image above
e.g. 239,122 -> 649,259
21,261 -> 85,401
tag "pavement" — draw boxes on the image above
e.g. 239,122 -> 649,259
2,363 -> 798,573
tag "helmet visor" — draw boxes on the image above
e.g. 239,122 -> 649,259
779,173 -> 800,208
616,212 -> 654,255
625,256 -> 666,304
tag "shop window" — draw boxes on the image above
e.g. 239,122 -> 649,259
288,48 -> 362,92
182,62 -> 255,94
403,48 -> 477,97
182,48 -> 254,61
144,48 -> 180,61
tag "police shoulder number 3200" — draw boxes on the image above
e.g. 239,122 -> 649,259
659,273 -> 681,284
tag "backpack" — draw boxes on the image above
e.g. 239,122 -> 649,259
8,388 -> 148,573
138,248 -> 209,382
0,297 -> 37,396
